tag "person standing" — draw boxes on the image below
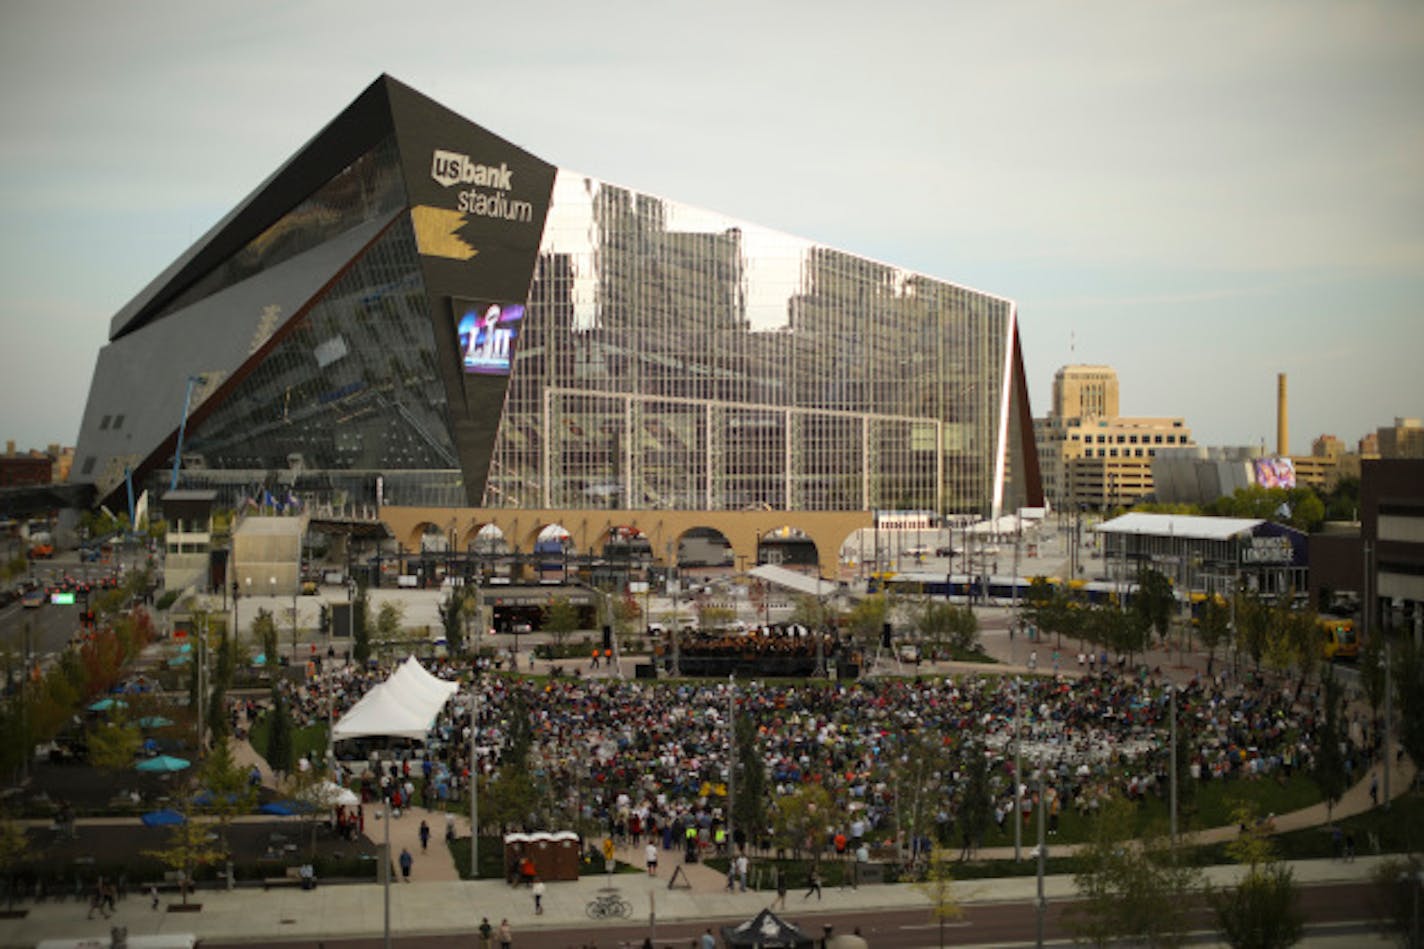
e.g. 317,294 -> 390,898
735,852 -> 749,892
700,928 -> 716,949
532,877 -> 545,915
646,841 -> 659,876
498,918 -> 513,949
419,819 -> 431,852
478,917 -> 493,949
398,846 -> 413,882
771,867 -> 788,909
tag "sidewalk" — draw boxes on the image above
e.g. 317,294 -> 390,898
0,853 -> 1394,948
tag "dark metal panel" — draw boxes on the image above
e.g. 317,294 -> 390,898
107,76 -> 399,341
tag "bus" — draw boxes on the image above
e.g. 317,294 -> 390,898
1319,617 -> 1358,661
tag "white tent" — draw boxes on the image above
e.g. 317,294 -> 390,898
331,656 -> 460,742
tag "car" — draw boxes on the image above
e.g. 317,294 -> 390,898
21,589 -> 46,609
0,589 -> 17,608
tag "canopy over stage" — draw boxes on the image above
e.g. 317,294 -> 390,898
331,656 -> 459,741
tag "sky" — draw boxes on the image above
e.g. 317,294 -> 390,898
1,0 -> 1420,457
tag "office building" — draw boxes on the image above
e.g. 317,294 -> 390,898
1035,365 -> 1192,509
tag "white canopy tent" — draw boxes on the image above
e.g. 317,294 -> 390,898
331,655 -> 460,742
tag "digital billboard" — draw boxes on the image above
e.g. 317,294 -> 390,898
1253,456 -> 1296,489
456,300 -> 523,375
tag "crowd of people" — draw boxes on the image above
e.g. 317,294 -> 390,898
250,648 -> 1377,860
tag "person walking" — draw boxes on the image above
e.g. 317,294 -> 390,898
478,917 -> 493,949
803,865 -> 822,900
398,846 -> 413,882
419,818 -> 431,852
700,928 -> 715,949
532,877 -> 545,915
498,918 -> 513,949
771,867 -> 788,910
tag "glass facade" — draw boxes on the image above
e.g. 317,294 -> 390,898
485,172 -> 1014,513
75,79 -> 1032,518
183,211 -> 466,506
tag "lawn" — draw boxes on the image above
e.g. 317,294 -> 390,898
247,716 -> 329,769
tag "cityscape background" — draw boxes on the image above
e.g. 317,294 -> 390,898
1,1 -> 1421,456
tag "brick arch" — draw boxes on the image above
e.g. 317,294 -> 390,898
381,507 -> 874,580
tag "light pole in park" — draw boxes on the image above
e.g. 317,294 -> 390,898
382,800 -> 392,949
469,683 -> 481,878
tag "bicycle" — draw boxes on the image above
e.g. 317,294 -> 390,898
585,892 -> 633,919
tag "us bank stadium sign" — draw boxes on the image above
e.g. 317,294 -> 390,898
430,149 -> 535,223
1240,536 -> 1293,565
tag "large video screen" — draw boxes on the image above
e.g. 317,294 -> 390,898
455,300 -> 524,375
1253,456 -> 1296,489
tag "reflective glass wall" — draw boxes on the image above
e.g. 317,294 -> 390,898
486,171 -> 1013,513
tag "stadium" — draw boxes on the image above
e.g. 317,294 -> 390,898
71,75 -> 1041,577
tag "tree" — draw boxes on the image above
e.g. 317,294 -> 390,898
143,804 -> 225,906
731,715 -> 767,848
789,594 -> 835,630
0,810 -> 31,912
352,585 -> 371,665
1313,668 -> 1348,821
264,686 -> 294,777
1358,632 -> 1386,719
87,720 -> 141,773
197,737 -> 257,859
917,600 -> 979,656
1209,803 -> 1305,949
1198,595 -> 1232,674
1133,567 -> 1176,646
844,594 -> 889,641
1396,636 -> 1424,773
438,590 -> 467,657
913,843 -> 965,947
482,767 -> 540,834
541,597 -> 580,653
769,783 -> 837,861
1067,795 -> 1201,948
252,607 -> 279,666
1235,591 -> 1270,672
957,742 -> 992,858
1369,853 -> 1424,948
696,603 -> 737,632
374,601 -> 406,659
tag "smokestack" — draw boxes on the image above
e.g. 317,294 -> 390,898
1276,373 -> 1289,457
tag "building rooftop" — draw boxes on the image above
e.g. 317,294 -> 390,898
1097,511 -> 1263,542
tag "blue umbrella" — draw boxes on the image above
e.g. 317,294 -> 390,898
138,716 -> 174,729
141,809 -> 186,827
88,698 -> 128,712
136,754 -> 191,773
259,800 -> 315,816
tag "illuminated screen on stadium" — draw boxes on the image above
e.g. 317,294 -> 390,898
455,300 -> 524,375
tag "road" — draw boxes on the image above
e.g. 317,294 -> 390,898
198,881 -> 1384,949
0,556 -> 133,664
